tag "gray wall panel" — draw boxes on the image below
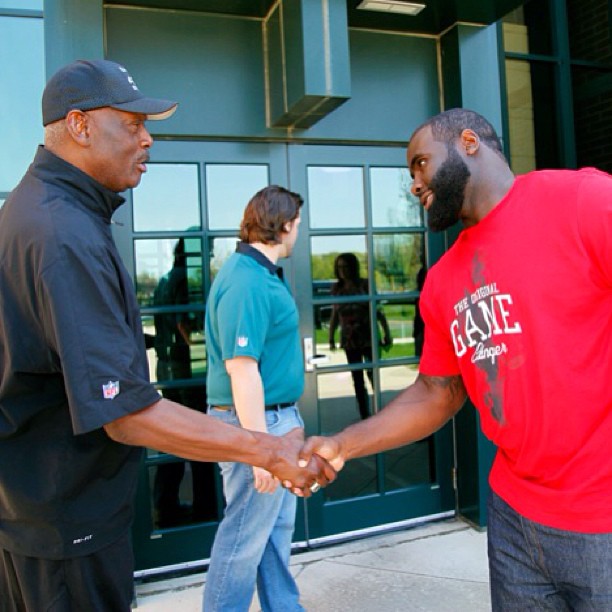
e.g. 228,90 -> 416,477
106,8 -> 441,142
305,30 -> 440,142
105,8 -> 268,137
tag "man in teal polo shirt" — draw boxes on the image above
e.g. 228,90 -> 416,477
204,185 -> 307,611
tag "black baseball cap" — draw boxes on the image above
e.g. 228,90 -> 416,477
42,59 -> 178,126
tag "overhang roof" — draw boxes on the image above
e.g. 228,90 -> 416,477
105,0 -> 527,35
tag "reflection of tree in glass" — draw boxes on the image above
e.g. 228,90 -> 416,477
183,237 -> 203,301
401,171 -> 423,226
311,251 -> 367,282
374,234 -> 422,293
136,271 -> 159,307
384,170 -> 422,227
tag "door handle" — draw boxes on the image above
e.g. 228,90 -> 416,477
303,337 -> 329,372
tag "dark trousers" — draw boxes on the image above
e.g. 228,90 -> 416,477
488,490 -> 612,611
344,347 -> 374,419
0,532 -> 133,612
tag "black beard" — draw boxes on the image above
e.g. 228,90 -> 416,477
426,148 -> 470,232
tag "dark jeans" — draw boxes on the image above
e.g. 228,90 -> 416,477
0,532 -> 133,612
487,490 -> 612,611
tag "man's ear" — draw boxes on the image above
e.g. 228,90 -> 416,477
64,110 -> 91,146
460,129 -> 480,155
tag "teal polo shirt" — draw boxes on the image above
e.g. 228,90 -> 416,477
205,242 -> 304,406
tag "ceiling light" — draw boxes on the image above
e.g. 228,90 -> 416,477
356,1 -> 426,16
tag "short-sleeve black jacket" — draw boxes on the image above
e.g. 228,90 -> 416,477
0,146 -> 161,559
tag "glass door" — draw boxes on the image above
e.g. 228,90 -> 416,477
119,141 -> 292,572
120,140 -> 455,573
288,144 -> 455,541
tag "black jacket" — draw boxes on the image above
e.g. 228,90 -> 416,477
0,146 -> 160,559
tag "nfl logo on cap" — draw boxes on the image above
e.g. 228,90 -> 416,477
102,380 -> 120,400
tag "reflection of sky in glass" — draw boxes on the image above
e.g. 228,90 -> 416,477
308,167 -> 365,229
209,237 -> 239,281
133,164 -> 200,232
370,167 -> 422,227
135,237 -> 201,279
135,237 -> 203,307
0,14 -> 44,192
206,165 -> 268,230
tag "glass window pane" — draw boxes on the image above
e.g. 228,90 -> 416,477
308,167 -> 365,228
148,460 -> 219,529
134,237 -> 203,307
313,299 -> 423,364
144,311 -> 205,385
133,164 -> 200,232
502,1 -> 552,55
567,0 -> 612,62
377,300 -> 422,361
572,66 -> 612,173
209,236 -> 239,283
317,371 -> 378,500
384,439 -> 434,491
373,233 -> 424,294
206,164 -> 268,230
311,235 -> 367,296
315,298 -> 374,367
370,167 -> 422,227
0,15 -> 44,192
380,365 -> 433,491
505,58 -> 537,174
505,59 -> 560,171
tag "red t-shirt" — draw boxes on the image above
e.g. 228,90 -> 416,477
419,168 -> 612,532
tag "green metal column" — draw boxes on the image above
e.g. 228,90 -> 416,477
441,22 -> 504,130
43,0 -> 104,78
549,0 -> 577,168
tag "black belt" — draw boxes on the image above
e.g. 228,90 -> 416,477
265,402 -> 295,410
211,402 -> 294,411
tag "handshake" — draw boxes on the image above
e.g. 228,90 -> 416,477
261,428 -> 345,497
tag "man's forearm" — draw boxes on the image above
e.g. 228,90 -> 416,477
105,397 -> 336,491
332,374 -> 466,462
227,357 -> 267,433
105,398 -> 277,468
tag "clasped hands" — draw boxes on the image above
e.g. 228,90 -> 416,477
255,428 -> 344,497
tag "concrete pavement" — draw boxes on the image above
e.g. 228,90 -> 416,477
133,518 -> 491,611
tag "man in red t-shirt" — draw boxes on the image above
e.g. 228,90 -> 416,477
302,108 -> 612,610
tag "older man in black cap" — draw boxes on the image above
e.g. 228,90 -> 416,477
0,59 -> 334,611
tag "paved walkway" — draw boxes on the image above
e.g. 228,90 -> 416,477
134,518 -> 491,611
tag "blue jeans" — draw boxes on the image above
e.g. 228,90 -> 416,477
203,405 -> 305,612
487,490 -> 612,611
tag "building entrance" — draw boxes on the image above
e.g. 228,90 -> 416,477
115,140 -> 455,574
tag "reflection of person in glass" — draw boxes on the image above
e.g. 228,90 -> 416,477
153,238 -> 215,527
413,264 -> 427,358
328,253 -> 392,419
